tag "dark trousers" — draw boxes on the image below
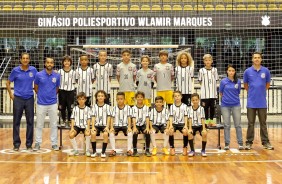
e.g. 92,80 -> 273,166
201,98 -> 216,120
182,94 -> 191,106
58,90 -> 75,121
13,96 -> 34,148
246,108 -> 269,145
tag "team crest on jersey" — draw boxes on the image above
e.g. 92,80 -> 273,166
147,74 -> 152,78
261,73 -> 265,78
234,84 -> 239,89
52,77 -> 56,83
128,66 -> 132,71
29,72 -> 33,77
166,66 -> 170,70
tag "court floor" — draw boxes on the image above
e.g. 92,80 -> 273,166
0,127 -> 281,184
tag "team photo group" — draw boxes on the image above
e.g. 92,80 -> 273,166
6,48 -> 274,159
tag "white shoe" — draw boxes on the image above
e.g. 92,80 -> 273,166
101,153 -> 106,158
91,152 -> 97,158
85,150 -> 91,157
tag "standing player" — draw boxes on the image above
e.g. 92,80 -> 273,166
149,96 -> 170,156
154,50 -> 174,108
93,50 -> 113,105
198,54 -> 219,126
244,52 -> 273,150
168,91 -> 189,156
187,93 -> 207,157
175,52 -> 194,106
75,54 -> 95,107
33,57 -> 60,151
136,55 -> 154,107
58,55 -> 76,126
116,49 -> 137,106
68,92 -> 91,156
6,53 -> 37,151
109,92 -> 133,156
132,91 -> 151,157
90,90 -> 111,158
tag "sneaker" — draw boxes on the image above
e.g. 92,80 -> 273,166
85,150 -> 91,157
109,150 -> 116,157
263,143 -> 274,150
26,147 -> 33,151
245,143 -> 252,150
52,145 -> 59,151
132,151 -> 139,157
13,147 -> 19,151
201,150 -> 207,157
238,145 -> 244,150
188,151 -> 195,157
60,121 -> 66,126
69,150 -> 79,156
127,150 -> 133,156
182,147 -> 188,156
101,153 -> 106,158
145,151 -> 152,157
170,148 -> 175,156
224,144 -> 230,150
162,147 -> 169,155
152,147 -> 157,156
91,152 -> 97,158
33,143 -> 40,151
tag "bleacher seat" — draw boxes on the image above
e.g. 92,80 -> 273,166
256,0 -> 267,2
24,5 -> 34,11
235,0 -> 244,3
56,5 -> 65,11
257,4 -> 267,10
45,5 -> 55,11
247,4 -> 257,10
98,5 -> 108,10
279,4 -> 282,10
130,5 -> 140,11
34,5 -> 44,11
77,5 -> 87,11
66,5 -> 76,11
225,4 -> 235,10
183,5 -> 193,10
236,4 -> 246,10
205,4 -> 215,10
268,4 -> 278,10
108,5 -> 118,11
140,4 -> 150,10
87,5 -> 97,11
119,5 -> 128,10
194,5 -> 204,11
13,5 -> 23,11
163,4 -> 172,10
151,5 -> 161,10
223,0 -> 233,3
172,5 -> 182,11
2,5 -> 12,11
215,4 -> 225,10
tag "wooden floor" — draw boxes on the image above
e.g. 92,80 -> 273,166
0,127 -> 282,184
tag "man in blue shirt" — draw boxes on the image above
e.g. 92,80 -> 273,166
243,52 -> 273,150
6,53 -> 37,151
33,57 -> 60,151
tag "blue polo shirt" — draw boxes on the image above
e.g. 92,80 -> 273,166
219,77 -> 241,107
34,69 -> 60,105
243,66 -> 270,108
8,65 -> 37,99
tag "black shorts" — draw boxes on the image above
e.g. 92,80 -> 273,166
192,125 -> 207,136
135,125 -> 147,134
73,126 -> 86,137
173,124 -> 185,133
113,126 -> 128,136
152,125 -> 166,133
182,94 -> 192,106
95,126 -> 106,136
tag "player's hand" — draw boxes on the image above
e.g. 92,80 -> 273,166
144,128 -> 150,134
128,128 -> 132,133
164,128 -> 169,134
188,129 -> 193,134
202,129 -> 207,134
169,127 -> 174,134
9,94 -> 14,101
110,127 -> 114,133
85,128 -> 90,135
104,127 -> 109,133
133,127 -> 138,133
91,128 -> 96,134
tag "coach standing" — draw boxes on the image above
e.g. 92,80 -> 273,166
6,53 -> 37,151
33,57 -> 60,151
243,52 -> 273,150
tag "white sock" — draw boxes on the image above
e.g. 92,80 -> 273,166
163,133 -> 169,148
151,132 -> 156,148
85,136 -> 90,151
127,132 -> 133,151
70,138 -> 77,150
109,133 -> 115,150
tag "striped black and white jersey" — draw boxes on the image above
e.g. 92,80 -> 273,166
116,62 -> 137,92
154,63 -> 174,91
175,66 -> 194,94
111,105 -> 132,127
136,68 -> 154,99
169,103 -> 188,125
188,106 -> 205,127
71,106 -> 92,128
75,67 -> 94,97
149,107 -> 169,126
58,69 -> 76,91
198,67 -> 219,99
132,105 -> 150,126
93,63 -> 113,94
92,103 -> 111,127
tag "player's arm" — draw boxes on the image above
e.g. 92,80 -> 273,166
201,118 -> 207,133
244,83 -> 248,91
132,117 -> 137,133
266,82 -> 270,90
169,116 -> 173,131
145,117 -> 150,133
117,75 -> 120,83
91,116 -> 96,132
34,84 -> 38,94
188,118 -> 193,134
104,116 -> 111,133
70,119 -> 75,131
183,116 -> 188,130
110,117 -> 114,133
127,117 -> 132,132
6,80 -> 14,100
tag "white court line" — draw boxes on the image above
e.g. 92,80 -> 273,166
0,160 -> 282,164
90,172 -> 158,174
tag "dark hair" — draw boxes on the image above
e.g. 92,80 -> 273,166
252,51 -> 262,58
191,93 -> 200,99
116,91 -> 125,98
155,96 -> 164,102
141,55 -> 151,63
77,92 -> 87,99
80,54 -> 88,59
21,52 -> 30,59
121,49 -> 131,55
226,64 -> 238,83
159,50 -> 169,57
45,57 -> 54,63
95,90 -> 108,100
62,55 -> 72,66
135,91 -> 145,98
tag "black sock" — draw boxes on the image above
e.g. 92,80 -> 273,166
91,142 -> 96,153
145,133 -> 150,151
102,142 -> 107,154
133,133 -> 138,151
189,139 -> 194,151
202,141 -> 207,151
183,136 -> 188,148
169,135 -> 174,148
